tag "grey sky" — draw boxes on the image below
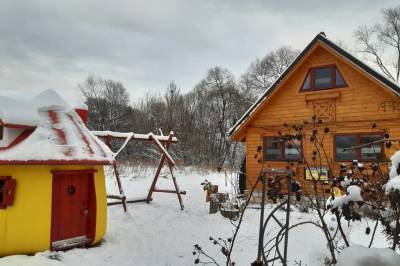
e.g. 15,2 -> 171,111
0,0 -> 397,105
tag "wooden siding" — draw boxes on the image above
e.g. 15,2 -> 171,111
244,45 -> 400,193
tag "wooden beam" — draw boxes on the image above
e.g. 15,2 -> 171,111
153,189 -> 187,195
146,133 -> 174,203
92,131 -> 178,142
150,133 -> 175,166
108,198 -> 152,206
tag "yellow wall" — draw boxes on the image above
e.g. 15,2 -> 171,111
0,165 -> 107,256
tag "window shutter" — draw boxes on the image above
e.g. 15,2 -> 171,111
1,178 -> 16,207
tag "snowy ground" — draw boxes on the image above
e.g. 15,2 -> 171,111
0,165 -> 397,266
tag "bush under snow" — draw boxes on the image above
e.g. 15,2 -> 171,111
386,151 -> 400,193
328,185 -> 363,209
337,245 -> 400,266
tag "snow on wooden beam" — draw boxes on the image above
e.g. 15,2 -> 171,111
91,130 -> 178,142
149,133 -> 175,166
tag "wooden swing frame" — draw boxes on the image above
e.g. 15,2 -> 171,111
93,130 -> 186,212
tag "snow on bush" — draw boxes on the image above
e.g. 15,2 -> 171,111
386,151 -> 400,193
340,176 -> 352,188
386,176 -> 400,193
389,151 -> 400,179
337,245 -> 400,266
328,185 -> 363,209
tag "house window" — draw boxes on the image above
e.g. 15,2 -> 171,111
263,136 -> 302,161
315,67 -> 332,89
360,135 -> 382,161
301,65 -> 347,91
0,125 -> 3,140
335,135 -> 357,161
0,176 -> 16,209
334,133 -> 383,162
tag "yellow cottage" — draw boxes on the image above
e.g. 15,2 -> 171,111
0,90 -> 114,256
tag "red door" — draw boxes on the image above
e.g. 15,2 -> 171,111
51,171 -> 95,250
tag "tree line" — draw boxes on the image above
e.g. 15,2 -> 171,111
80,6 -> 400,168
80,47 -> 298,167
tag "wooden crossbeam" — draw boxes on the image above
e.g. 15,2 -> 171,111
108,198 -> 150,206
97,130 -> 186,211
92,130 -> 178,142
146,132 -> 185,210
153,188 -> 187,194
150,133 -> 175,166
107,194 -> 125,200
103,136 -> 127,212
146,133 -> 173,202
112,160 -> 127,212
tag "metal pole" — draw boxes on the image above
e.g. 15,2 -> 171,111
283,173 -> 292,265
252,172 -> 267,265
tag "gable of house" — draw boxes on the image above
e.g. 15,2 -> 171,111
250,44 -> 400,130
230,33 -> 400,193
228,33 -> 400,142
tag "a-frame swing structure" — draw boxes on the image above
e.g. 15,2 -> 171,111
92,130 -> 186,211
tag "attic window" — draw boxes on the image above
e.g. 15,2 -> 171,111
301,65 -> 347,91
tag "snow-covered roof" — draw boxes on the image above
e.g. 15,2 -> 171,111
0,96 -> 39,127
0,90 -> 114,165
0,89 -> 70,127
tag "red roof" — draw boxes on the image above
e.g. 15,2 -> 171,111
0,92 -> 114,165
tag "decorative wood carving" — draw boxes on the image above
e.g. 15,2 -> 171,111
377,98 -> 400,112
313,100 -> 336,122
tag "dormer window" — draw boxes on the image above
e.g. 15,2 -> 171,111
301,65 -> 347,91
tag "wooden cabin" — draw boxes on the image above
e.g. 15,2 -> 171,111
228,32 -> 400,194
0,90 -> 114,256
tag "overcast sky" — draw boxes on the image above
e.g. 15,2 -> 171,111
0,0 -> 398,105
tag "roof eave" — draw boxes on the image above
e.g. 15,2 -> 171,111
227,33 -> 400,140
0,159 -> 115,166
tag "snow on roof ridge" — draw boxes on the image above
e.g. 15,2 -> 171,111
0,94 -> 114,164
32,89 -> 70,111
0,95 -> 38,126
0,89 -> 72,127
38,105 -> 66,112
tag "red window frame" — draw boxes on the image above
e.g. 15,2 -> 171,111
300,64 -> 347,91
333,132 -> 384,162
263,136 -> 303,161
0,176 -> 16,209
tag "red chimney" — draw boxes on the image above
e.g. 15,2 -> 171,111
74,104 -> 89,125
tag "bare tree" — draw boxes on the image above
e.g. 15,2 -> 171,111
193,67 -> 245,167
240,46 -> 299,100
354,6 -> 400,83
80,75 -> 130,131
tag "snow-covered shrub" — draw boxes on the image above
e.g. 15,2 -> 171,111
380,151 -> 400,249
386,150 -> 400,193
337,245 -> 400,266
327,162 -> 366,224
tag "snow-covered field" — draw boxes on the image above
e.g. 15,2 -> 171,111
0,165 -> 397,266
